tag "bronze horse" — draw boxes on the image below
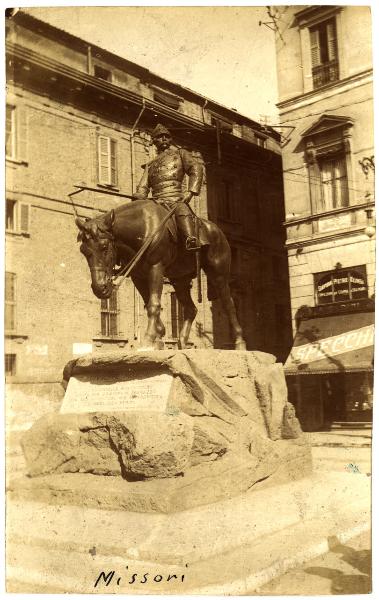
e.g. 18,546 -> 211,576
76,200 -> 246,350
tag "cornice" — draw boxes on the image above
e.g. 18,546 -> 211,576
294,5 -> 343,29
6,41 -> 206,132
284,201 -> 375,228
285,226 -> 372,250
277,69 -> 373,114
6,42 -> 282,161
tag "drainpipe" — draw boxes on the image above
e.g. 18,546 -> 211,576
130,99 -> 146,193
202,99 -> 208,124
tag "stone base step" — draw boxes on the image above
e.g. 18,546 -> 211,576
6,471 -> 370,594
330,422 -> 372,430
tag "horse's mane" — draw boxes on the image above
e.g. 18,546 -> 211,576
91,200 -> 165,226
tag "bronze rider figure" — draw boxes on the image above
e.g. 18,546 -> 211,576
133,124 -> 202,251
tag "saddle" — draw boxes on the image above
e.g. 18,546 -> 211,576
159,202 -> 210,248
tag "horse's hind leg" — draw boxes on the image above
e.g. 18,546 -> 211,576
207,271 -> 246,350
172,276 -> 197,349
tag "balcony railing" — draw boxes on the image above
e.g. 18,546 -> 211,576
312,60 -> 339,89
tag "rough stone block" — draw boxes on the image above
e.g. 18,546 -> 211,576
18,349 -> 312,508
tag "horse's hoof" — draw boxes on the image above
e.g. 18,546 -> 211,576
235,340 -> 247,351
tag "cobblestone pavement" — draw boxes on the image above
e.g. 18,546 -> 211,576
252,529 -> 372,595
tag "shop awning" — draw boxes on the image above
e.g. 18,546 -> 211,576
285,311 -> 374,375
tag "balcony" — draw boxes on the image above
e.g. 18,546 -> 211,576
312,60 -> 339,89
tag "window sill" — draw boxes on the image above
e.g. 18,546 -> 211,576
5,333 -> 28,343
93,336 -> 128,348
97,183 -> 120,192
6,230 -> 30,238
6,157 -> 28,166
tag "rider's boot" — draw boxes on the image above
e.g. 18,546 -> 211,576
178,214 -> 201,252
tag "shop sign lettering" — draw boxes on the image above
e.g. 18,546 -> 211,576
287,324 -> 374,366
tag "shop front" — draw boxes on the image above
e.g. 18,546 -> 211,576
285,298 -> 374,431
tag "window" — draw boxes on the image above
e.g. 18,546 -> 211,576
255,135 -> 266,149
302,115 -> 353,214
98,136 -> 117,186
219,179 -> 240,223
5,272 -> 16,333
170,292 -> 184,339
315,266 -> 368,305
6,104 -> 28,162
6,199 -> 30,234
310,18 -> 339,89
5,354 -> 16,377
6,105 -> 16,159
94,64 -> 112,82
100,290 -> 118,336
152,86 -> 181,110
210,115 -> 233,134
319,156 -> 348,210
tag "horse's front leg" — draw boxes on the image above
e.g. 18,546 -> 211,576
141,262 -> 164,350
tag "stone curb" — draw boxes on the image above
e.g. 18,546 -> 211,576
189,515 -> 370,595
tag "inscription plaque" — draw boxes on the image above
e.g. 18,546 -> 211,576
60,373 -> 173,414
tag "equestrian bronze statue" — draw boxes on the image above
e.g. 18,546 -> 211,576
75,124 -> 246,351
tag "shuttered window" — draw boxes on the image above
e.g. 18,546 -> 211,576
98,136 -> 117,186
6,105 -> 15,159
5,354 -> 16,377
6,199 -> 30,234
6,104 -> 28,162
310,19 -> 339,88
101,290 -> 119,336
319,156 -> 348,210
5,272 -> 16,333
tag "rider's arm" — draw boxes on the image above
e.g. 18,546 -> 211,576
133,164 -> 149,200
180,149 -> 203,196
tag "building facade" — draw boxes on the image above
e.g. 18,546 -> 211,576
6,11 -> 292,415
274,5 -> 374,430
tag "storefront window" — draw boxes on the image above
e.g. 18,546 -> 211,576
314,266 -> 368,305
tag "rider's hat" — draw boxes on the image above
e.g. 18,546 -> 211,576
152,123 -> 171,139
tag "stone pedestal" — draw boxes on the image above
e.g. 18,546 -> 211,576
16,349 -> 311,511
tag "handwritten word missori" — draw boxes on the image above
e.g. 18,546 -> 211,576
94,565 -> 187,588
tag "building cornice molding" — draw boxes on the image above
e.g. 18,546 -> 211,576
285,226 -> 373,250
284,201 -> 375,228
277,69 -> 373,115
294,5 -> 343,29
6,41 -> 282,160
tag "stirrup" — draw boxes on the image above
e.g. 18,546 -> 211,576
185,237 -> 200,251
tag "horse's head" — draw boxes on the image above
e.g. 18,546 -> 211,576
76,210 -> 116,299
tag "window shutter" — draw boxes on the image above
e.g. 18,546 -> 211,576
333,157 -> 348,207
19,202 -> 30,233
5,272 -> 16,332
110,139 -> 117,186
17,106 -> 28,163
320,160 -> 333,210
98,136 -> 110,184
310,28 -> 321,67
6,105 -> 15,158
326,20 -> 337,61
